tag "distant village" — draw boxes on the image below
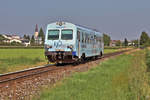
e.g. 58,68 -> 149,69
0,24 -> 45,47
0,24 -> 137,47
109,40 -> 136,47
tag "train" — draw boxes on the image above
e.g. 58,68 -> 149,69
44,22 -> 104,64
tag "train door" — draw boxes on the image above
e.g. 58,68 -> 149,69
99,36 -> 103,55
77,30 -> 81,58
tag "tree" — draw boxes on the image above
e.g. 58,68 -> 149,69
124,38 -> 128,46
132,40 -> 139,47
23,34 -> 27,39
115,40 -> 121,46
31,35 -> 35,44
103,33 -> 111,46
140,31 -> 150,47
26,35 -> 30,40
38,27 -> 45,42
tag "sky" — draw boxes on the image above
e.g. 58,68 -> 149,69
0,0 -> 150,40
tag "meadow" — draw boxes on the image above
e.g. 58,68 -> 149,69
35,49 -> 150,100
0,49 -> 46,74
0,48 -> 121,74
103,48 -> 120,54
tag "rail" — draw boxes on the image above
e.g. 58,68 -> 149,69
0,49 -> 130,84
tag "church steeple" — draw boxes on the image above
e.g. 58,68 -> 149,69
35,24 -> 38,32
34,24 -> 38,38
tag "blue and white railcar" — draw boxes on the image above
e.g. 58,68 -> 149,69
44,22 -> 104,63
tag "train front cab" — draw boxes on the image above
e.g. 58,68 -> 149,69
44,22 -> 78,63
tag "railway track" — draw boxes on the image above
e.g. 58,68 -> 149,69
0,49 -> 132,100
0,49 -> 129,84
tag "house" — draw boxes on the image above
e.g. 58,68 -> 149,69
2,34 -> 22,43
21,39 -> 30,47
109,40 -> 122,47
2,34 -> 12,40
11,35 -> 20,39
10,39 -> 22,43
109,40 -> 118,47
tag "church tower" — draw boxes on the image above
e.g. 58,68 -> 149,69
34,24 -> 38,39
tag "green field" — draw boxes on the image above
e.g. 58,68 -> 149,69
0,48 -> 121,74
103,47 -> 131,54
103,49 -> 120,54
0,49 -> 46,74
35,50 -> 150,100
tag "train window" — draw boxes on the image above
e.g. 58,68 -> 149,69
99,37 -> 101,42
86,35 -> 88,43
85,33 -> 87,43
101,37 -> 103,42
84,33 -> 85,43
84,33 -> 86,43
94,35 -> 96,43
96,37 -> 99,43
61,29 -> 73,40
94,35 -> 96,39
88,36 -> 90,43
77,31 -> 80,41
89,35 -> 91,44
82,32 -> 84,43
90,35 -> 93,43
48,30 -> 59,40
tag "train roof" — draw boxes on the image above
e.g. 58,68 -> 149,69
47,22 -> 101,34
75,24 -> 99,32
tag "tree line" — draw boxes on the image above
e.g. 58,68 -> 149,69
103,31 -> 150,47
140,31 -> 150,47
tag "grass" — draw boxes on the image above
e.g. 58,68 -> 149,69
103,49 -> 120,54
0,48 -> 119,74
146,49 -> 150,71
35,50 -> 150,100
0,49 -> 46,74
103,47 -> 131,54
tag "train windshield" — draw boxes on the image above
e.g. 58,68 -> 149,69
48,30 -> 59,40
61,29 -> 73,40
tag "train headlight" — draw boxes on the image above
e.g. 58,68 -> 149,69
47,45 -> 52,48
67,45 -> 73,49
45,45 -> 52,48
